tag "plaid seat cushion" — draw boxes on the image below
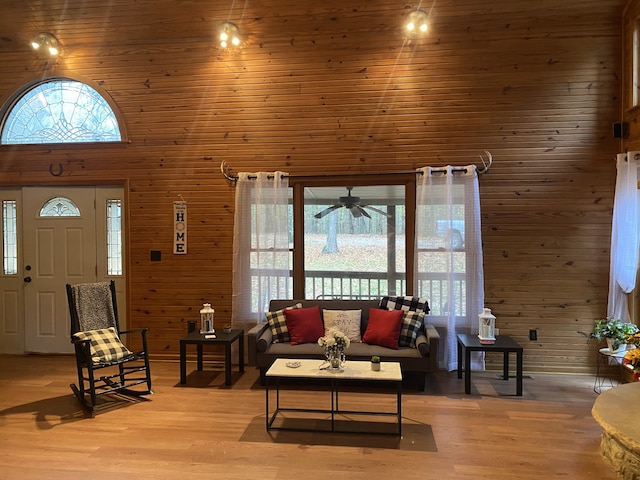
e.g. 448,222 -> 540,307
73,327 -> 133,363
399,310 -> 426,348
380,295 -> 430,315
266,303 -> 302,343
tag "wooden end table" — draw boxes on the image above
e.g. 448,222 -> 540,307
180,329 -> 244,386
456,333 -> 523,396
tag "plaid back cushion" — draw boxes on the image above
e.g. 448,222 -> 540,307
380,296 -> 430,315
266,303 -> 302,343
399,311 -> 425,348
73,327 -> 133,363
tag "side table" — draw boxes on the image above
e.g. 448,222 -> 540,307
457,333 -> 523,396
594,347 -> 628,394
180,329 -> 244,386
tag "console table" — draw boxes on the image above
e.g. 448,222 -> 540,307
179,329 -> 244,386
456,333 -> 523,396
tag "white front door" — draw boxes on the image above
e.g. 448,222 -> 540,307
0,186 -> 125,354
23,187 -> 97,353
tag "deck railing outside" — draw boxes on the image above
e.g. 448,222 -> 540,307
252,269 -> 466,316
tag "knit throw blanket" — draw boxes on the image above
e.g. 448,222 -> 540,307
72,282 -> 117,332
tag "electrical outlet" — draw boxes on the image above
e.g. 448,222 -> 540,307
529,329 -> 538,341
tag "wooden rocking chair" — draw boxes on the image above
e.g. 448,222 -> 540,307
67,280 -> 152,413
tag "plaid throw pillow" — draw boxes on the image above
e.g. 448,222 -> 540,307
73,327 -> 133,363
380,295 -> 430,315
399,310 -> 425,348
265,303 -> 302,343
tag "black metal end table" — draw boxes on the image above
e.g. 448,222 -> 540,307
456,333 -> 523,396
179,329 -> 244,386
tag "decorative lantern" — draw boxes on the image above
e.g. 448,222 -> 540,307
478,307 -> 496,344
200,303 -> 215,334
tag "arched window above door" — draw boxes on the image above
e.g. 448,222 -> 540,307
0,79 -> 121,144
39,197 -> 81,217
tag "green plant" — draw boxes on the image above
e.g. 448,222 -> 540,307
591,317 -> 639,350
371,355 -> 380,363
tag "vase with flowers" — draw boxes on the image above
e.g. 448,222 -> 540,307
318,328 -> 350,371
623,333 -> 640,380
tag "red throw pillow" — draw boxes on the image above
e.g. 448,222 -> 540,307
284,305 -> 325,345
362,308 -> 404,349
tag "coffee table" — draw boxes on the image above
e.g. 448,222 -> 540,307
265,358 -> 402,435
179,329 -> 244,386
456,333 -> 523,396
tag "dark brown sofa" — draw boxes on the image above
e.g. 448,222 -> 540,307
247,298 -> 440,390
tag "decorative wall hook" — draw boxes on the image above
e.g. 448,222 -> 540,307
221,160 -> 239,182
478,151 -> 492,174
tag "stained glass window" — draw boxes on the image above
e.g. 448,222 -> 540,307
2,200 -> 17,275
1,79 -> 121,144
39,197 -> 80,217
106,199 -> 122,275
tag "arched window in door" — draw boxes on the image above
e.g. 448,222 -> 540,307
39,197 -> 81,217
0,79 -> 121,144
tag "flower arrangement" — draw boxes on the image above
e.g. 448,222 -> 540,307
623,349 -> 640,379
318,328 -> 350,368
591,317 -> 639,351
624,333 -> 640,379
318,328 -> 350,353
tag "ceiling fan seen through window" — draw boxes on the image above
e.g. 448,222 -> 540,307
314,187 -> 391,219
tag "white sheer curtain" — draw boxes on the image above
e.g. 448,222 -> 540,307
607,153 -> 640,322
415,165 -> 485,371
232,172 -> 292,336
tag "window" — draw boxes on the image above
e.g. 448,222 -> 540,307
1,79 -> 121,144
303,185 -> 405,299
239,173 -> 480,324
39,197 -> 80,217
106,199 -> 122,276
416,200 -> 467,317
2,200 -> 17,275
634,17 -> 640,107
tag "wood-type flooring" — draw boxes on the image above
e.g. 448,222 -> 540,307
0,355 -> 618,480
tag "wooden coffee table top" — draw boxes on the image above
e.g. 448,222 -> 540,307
266,358 -> 402,382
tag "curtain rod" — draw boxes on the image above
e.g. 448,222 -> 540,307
220,151 -> 492,182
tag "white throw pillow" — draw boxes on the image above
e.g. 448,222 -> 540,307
323,309 -> 362,343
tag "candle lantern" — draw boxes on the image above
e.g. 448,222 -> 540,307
200,303 -> 215,334
478,307 -> 496,344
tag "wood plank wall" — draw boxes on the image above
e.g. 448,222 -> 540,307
0,0 -> 625,373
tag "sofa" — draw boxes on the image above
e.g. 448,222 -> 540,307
247,298 -> 440,390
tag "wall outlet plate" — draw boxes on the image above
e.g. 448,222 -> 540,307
529,329 -> 538,341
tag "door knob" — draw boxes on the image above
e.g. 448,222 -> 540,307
24,276 -> 31,283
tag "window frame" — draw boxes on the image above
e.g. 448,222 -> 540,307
290,174 -> 416,299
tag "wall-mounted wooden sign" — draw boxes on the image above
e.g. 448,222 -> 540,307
174,201 -> 187,254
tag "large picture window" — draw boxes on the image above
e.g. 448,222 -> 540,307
303,184 -> 405,299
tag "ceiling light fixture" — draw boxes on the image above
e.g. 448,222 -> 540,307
218,22 -> 241,49
404,9 -> 429,38
31,32 -> 60,56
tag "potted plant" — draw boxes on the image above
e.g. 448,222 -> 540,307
371,355 -> 381,371
591,317 -> 639,352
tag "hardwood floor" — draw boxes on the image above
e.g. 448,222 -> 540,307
0,355 -> 617,480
